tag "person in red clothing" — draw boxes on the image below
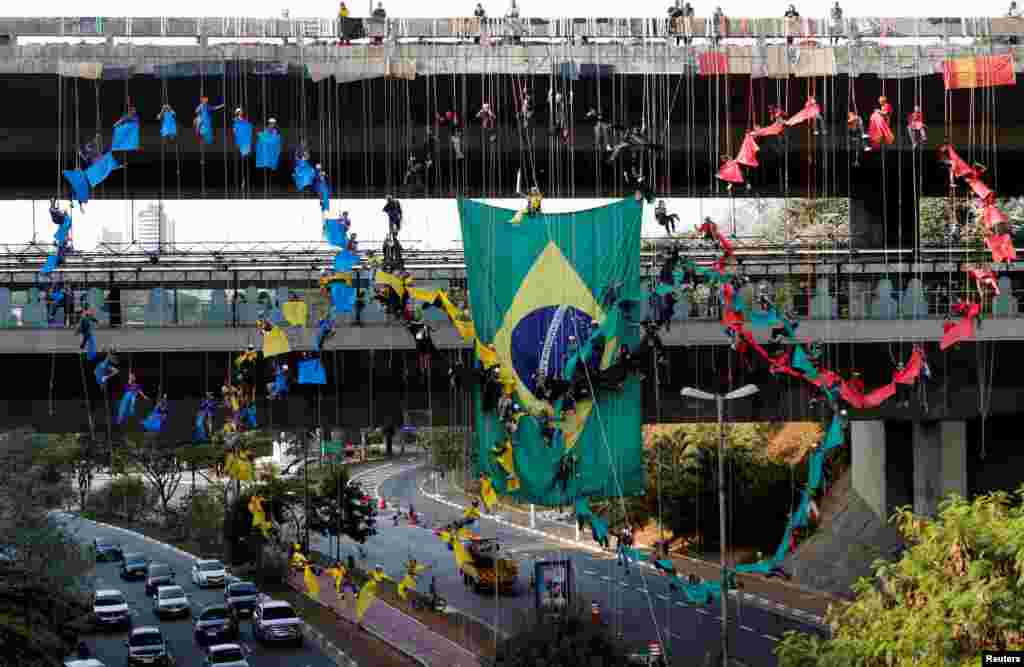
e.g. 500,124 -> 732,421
868,106 -> 894,150
878,96 -> 892,118
716,155 -> 748,192
906,105 -> 926,148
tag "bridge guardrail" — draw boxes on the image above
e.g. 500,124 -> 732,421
5,277 -> 1020,330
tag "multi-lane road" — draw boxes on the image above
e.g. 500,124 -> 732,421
56,513 -> 337,667
318,460 -> 827,666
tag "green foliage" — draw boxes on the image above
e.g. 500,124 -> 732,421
754,198 -> 849,246
641,424 -> 804,550
307,466 -> 378,545
86,476 -> 151,521
0,431 -> 95,667
420,428 -> 467,472
777,489 -> 1024,666
176,485 -> 226,550
487,605 -> 634,667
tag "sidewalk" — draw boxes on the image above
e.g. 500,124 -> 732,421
420,474 -> 837,625
288,570 -> 482,667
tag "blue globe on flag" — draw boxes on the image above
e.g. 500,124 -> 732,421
509,305 -> 594,398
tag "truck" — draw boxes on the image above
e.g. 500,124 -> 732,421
461,537 -> 518,594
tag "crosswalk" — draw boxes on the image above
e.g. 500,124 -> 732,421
351,458 -> 422,500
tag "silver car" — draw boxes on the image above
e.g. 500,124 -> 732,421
93,589 -> 131,628
152,585 -> 190,619
202,643 -> 250,667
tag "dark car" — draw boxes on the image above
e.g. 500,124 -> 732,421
125,626 -> 171,666
223,581 -> 260,619
93,538 -> 123,563
121,553 -> 150,581
144,563 -> 176,596
193,604 -> 239,644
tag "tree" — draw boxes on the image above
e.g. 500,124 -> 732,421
121,434 -> 186,522
754,198 -> 849,247
307,465 -> 378,545
487,604 -> 635,667
419,428 -> 465,472
776,489 -> 1024,667
0,430 -> 94,667
35,433 -> 100,512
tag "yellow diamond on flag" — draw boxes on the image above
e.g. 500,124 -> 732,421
492,241 -> 615,450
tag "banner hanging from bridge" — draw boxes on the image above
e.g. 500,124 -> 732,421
458,198 -> 644,507
943,54 -> 1016,90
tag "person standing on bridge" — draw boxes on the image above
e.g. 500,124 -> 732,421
830,2 -> 843,44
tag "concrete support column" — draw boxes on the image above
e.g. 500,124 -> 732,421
852,421 -> 886,522
912,421 -> 967,516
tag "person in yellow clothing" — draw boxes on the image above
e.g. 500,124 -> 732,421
355,565 -> 394,624
397,558 -> 430,601
325,561 -> 348,598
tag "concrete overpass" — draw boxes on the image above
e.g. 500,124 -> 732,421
2,16 -> 1024,245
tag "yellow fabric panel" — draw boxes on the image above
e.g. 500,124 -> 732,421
282,301 -> 308,327
375,271 -> 409,296
304,565 -> 320,599
262,327 -> 290,358
479,476 -> 498,512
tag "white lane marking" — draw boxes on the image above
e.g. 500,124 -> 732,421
762,634 -> 781,641
636,588 -> 649,593
600,576 -> 611,582
583,570 -> 598,576
740,625 -> 755,632
675,602 -> 687,608
657,594 -> 670,601
619,581 -> 630,588
695,608 -> 709,615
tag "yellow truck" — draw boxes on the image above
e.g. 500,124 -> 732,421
462,537 -> 518,594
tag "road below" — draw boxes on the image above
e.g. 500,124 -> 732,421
58,513 -> 338,667
331,461 -> 825,666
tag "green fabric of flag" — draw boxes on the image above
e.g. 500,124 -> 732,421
458,198 -> 645,506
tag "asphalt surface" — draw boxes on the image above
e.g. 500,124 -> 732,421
343,462 -> 829,666
57,513 -> 337,667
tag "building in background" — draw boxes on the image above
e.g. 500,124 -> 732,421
98,225 -> 126,252
134,203 -> 175,254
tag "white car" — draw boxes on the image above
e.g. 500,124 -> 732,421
64,660 -> 106,667
92,589 -> 131,628
252,600 -> 302,646
203,643 -> 250,667
192,559 -> 228,588
152,585 -> 191,618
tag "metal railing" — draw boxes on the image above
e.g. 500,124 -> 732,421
0,15 -> 1017,41
9,280 -> 1022,332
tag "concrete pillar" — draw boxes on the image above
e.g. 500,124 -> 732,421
912,421 -> 967,516
940,421 -> 968,500
852,421 -> 886,521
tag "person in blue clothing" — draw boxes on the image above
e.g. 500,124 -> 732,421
78,133 -> 104,166
95,348 -> 120,385
158,104 -> 177,140
194,96 -> 225,144
115,104 -> 139,128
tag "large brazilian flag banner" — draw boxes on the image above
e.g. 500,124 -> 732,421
458,198 -> 645,507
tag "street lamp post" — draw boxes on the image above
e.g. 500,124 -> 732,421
680,384 -> 759,667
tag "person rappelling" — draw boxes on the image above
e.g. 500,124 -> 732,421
624,158 -> 655,203
585,108 -> 615,152
194,95 -> 225,145
548,88 -> 572,144
384,195 -> 403,238
78,133 -> 104,167
655,199 -> 679,236
476,102 -> 497,142
847,111 -> 869,166
907,105 -> 927,148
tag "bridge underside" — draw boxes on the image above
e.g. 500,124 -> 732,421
7,340 -> 1021,437
2,73 -> 1016,220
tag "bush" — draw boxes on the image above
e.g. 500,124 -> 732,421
487,604 -> 634,667
85,476 -> 153,521
176,486 -> 226,550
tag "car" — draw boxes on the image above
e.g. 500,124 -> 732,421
223,581 -> 260,619
152,585 -> 190,619
144,563 -> 176,596
120,553 -> 150,581
124,626 -> 171,666
202,643 -> 250,667
93,539 -> 123,562
193,604 -> 238,644
92,589 -> 131,629
251,600 -> 302,646
191,559 -> 228,588
64,659 -> 106,667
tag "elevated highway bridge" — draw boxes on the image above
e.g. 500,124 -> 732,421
1,16 -> 1024,245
